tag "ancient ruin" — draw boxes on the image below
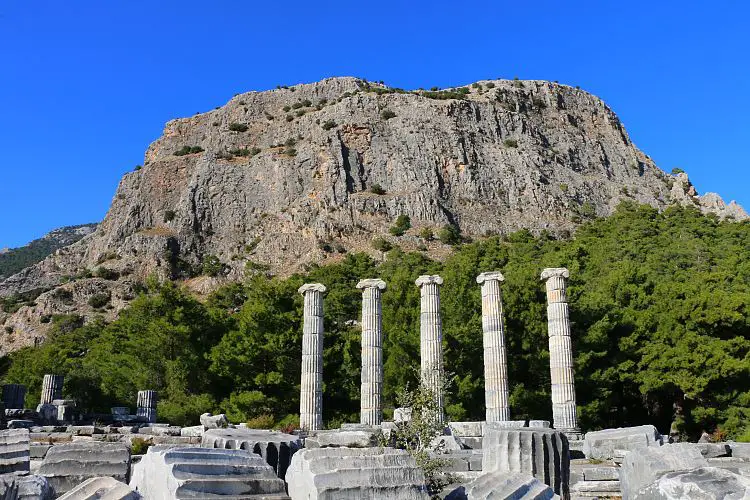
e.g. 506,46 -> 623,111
356,279 -> 386,426
476,271 -> 511,422
541,268 -> 579,436
298,283 -> 326,431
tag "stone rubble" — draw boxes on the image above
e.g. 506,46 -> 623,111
57,476 -> 141,500
0,429 -> 30,474
285,447 -> 428,500
583,424 -> 662,461
130,446 -> 288,499
445,471 -> 559,500
38,442 -> 131,496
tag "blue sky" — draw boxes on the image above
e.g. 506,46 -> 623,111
1,1 -> 748,249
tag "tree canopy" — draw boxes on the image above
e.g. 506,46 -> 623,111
3,202 -> 749,439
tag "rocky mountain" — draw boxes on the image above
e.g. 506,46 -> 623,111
0,77 -> 745,353
0,224 -> 97,281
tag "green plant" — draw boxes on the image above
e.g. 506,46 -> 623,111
389,215 -> 412,237
437,224 -> 461,245
283,105 -> 291,112
559,184 -> 569,193
672,167 -> 685,175
370,184 -> 386,195
381,109 -> 396,120
130,437 -> 152,455
285,115 -> 294,122
389,384 -> 453,496
201,255 -> 225,277
419,228 -> 434,241
173,146 -> 204,156
503,138 -> 518,148
93,267 -> 118,280
322,120 -> 337,131
284,148 -> 297,157
164,210 -> 176,222
371,237 -> 392,252
228,123 -> 249,132
88,292 -> 111,309
485,82 -> 496,89
134,165 -> 142,171
246,414 -> 275,429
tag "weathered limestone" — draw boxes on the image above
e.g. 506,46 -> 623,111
285,447 -> 429,499
0,474 -> 53,500
199,412 -> 228,429
356,278 -> 386,426
476,272 -> 510,423
2,384 -> 27,409
40,375 -> 63,405
482,424 -> 570,498
634,467 -> 750,499
135,390 -> 156,423
619,443 -> 707,500
38,442 -> 131,496
415,275 -> 444,422
201,428 -> 301,479
0,428 -> 30,474
57,477 -> 141,500
305,429 -> 380,449
131,446 -> 288,499
583,425 -> 662,460
541,268 -> 578,434
445,471 -> 559,500
299,283 -> 326,431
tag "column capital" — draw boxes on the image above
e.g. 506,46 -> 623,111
476,271 -> 505,284
356,278 -> 386,290
415,275 -> 443,287
298,283 -> 327,295
540,268 -> 569,281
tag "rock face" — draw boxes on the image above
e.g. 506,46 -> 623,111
130,446 -> 288,499
285,447 -> 428,500
1,76 -> 746,348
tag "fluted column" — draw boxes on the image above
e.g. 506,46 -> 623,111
415,275 -> 444,422
137,390 -> 157,423
40,375 -> 63,405
357,279 -> 386,426
541,268 -> 578,433
299,283 -> 326,431
477,272 -> 511,422
2,384 -> 27,409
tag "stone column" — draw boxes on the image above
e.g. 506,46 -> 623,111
477,272 -> 511,422
2,384 -> 27,409
137,390 -> 158,423
299,283 -> 326,431
40,375 -> 63,405
541,268 -> 579,434
415,275 -> 444,422
356,279 -> 386,426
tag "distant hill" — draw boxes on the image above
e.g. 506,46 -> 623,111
0,224 -> 97,280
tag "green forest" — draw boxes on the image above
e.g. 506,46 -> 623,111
2,202 -> 750,440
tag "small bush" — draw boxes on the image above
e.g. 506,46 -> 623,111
201,255 -> 225,277
285,115 -> 294,122
130,437 -> 152,455
371,237 -> 393,252
381,109 -> 396,120
322,120 -> 337,131
93,267 -> 118,280
389,215 -> 411,237
134,165 -> 142,171
228,123 -> 249,132
295,110 -> 305,117
370,184 -> 386,195
164,210 -> 176,222
246,414 -> 275,429
283,105 -> 291,112
283,148 -> 297,157
173,146 -> 204,156
559,184 -> 568,193
438,224 -> 461,245
485,82 -> 496,89
419,227 -> 434,241
672,167 -> 685,175
503,138 -> 518,148
88,292 -> 111,309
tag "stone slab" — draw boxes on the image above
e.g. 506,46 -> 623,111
620,443 -> 707,499
0,428 -> 30,474
635,466 -> 750,499
583,425 -> 662,460
57,476 -> 141,500
38,441 -> 131,496
445,471 -> 558,500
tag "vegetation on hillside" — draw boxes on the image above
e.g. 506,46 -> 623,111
0,224 -> 95,280
2,203 -> 749,440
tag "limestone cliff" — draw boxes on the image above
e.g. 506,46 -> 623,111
0,77 -> 745,352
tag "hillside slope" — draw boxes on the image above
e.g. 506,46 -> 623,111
0,77 -> 745,352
